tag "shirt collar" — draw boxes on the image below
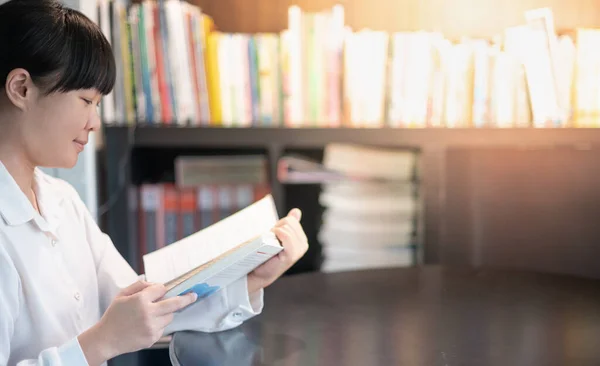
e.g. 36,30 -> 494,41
33,168 -> 67,231
0,161 -> 66,229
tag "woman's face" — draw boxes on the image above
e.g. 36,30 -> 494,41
4,67 -> 103,169
22,88 -> 102,168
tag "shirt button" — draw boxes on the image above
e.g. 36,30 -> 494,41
74,292 -> 81,301
233,311 -> 242,318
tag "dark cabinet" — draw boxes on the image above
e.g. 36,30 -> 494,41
443,146 -> 600,279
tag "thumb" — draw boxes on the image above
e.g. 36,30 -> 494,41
119,280 -> 152,297
288,208 -> 302,221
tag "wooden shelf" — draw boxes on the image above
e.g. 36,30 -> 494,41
193,0 -> 600,39
105,125 -> 600,149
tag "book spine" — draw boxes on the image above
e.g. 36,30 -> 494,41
163,184 -> 179,246
217,185 -> 234,221
152,2 -> 173,124
128,185 -> 139,272
137,4 -> 155,122
179,187 -> 197,239
248,36 -> 261,125
235,184 -> 255,211
140,184 -> 159,255
198,185 -> 216,230
185,4 -> 202,125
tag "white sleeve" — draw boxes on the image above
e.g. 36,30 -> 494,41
0,245 -> 89,366
163,276 -> 264,335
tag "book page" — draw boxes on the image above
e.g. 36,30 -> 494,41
164,237 -> 283,299
143,194 -> 279,283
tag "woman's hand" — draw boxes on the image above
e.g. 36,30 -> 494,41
247,208 -> 309,294
78,281 -> 197,365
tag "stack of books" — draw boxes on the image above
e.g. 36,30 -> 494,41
315,144 -> 420,272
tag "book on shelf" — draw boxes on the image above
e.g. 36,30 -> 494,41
143,194 -> 282,300
277,154 -> 377,184
175,155 -> 268,187
97,0 -> 600,129
277,143 -> 419,184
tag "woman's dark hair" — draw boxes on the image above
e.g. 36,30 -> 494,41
0,0 -> 115,95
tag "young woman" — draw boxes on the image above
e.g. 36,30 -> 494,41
0,0 -> 309,365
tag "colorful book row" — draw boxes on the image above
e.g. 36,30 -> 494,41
97,1 -> 600,129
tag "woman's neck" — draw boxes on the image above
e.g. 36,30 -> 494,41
0,140 -> 39,213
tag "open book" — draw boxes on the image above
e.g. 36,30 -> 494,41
142,194 -> 283,300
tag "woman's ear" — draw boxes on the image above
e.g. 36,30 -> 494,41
5,68 -> 35,111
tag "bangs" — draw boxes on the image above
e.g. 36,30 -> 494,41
45,9 -> 116,95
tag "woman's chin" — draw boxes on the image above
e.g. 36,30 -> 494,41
65,155 -> 79,169
40,155 -> 79,169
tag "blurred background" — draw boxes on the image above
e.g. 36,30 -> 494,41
32,0 -> 600,362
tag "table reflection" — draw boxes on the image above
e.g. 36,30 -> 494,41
170,328 -> 259,366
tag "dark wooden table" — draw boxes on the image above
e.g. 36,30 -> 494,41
169,265 -> 600,366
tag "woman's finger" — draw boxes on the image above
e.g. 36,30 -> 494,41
287,218 -> 308,244
119,280 -> 153,297
274,225 -> 293,243
155,313 -> 175,330
140,284 -> 169,302
274,226 -> 299,260
154,292 -> 198,316
274,217 -> 304,243
288,208 -> 302,221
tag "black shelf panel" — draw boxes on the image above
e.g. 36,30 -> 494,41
106,125 -> 600,149
102,124 -> 600,270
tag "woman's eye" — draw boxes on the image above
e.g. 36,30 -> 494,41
82,98 -> 92,105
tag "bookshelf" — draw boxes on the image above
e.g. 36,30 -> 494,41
98,0 -> 600,275
99,0 -> 600,364
102,125 -> 600,272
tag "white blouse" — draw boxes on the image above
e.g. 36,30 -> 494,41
0,162 -> 263,366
